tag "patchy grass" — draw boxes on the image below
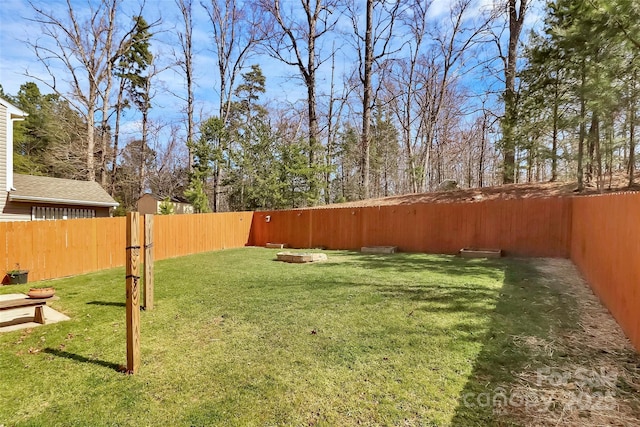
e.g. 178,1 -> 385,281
0,248 -> 636,426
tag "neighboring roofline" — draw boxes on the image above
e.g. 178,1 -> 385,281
140,193 -> 162,200
8,194 -> 119,208
139,193 -> 191,204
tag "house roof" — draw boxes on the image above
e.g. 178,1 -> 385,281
9,174 -> 119,208
139,193 -> 191,204
0,98 -> 28,119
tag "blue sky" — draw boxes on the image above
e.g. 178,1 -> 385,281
0,0 -> 544,150
0,0 -> 320,140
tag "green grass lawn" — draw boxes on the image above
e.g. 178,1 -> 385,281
0,248 -> 576,426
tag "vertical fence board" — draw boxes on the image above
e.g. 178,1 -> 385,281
144,214 -> 154,310
571,193 -> 640,350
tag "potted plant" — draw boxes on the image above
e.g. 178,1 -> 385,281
7,264 -> 29,284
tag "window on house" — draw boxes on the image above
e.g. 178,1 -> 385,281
31,207 -> 96,221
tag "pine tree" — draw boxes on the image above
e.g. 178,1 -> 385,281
546,0 -> 627,190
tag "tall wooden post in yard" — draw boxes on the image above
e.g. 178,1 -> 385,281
144,214 -> 154,310
126,212 -> 141,374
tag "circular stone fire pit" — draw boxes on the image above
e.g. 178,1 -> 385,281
276,252 -> 328,263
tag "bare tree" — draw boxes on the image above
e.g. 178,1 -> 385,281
27,0 -> 146,182
111,61 -> 130,195
259,0 -> 340,203
147,122 -> 189,199
385,0 -> 488,192
393,0 -> 429,194
175,0 -> 196,171
202,0 -> 261,123
322,43 -> 351,203
202,0 -> 261,211
348,0 -> 402,199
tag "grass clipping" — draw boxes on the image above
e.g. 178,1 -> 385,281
498,259 -> 640,426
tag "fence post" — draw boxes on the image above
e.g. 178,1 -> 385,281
126,212 -> 141,374
144,214 -> 154,310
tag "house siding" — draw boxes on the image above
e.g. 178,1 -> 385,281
137,194 -> 194,215
0,103 -> 8,217
137,194 -> 159,215
0,200 -> 30,221
173,202 -> 194,214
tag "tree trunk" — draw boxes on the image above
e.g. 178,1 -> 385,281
587,112 -> 600,188
360,0 -> 374,200
502,0 -> 527,184
139,109 -> 148,198
98,1 -> 118,188
307,61 -> 319,203
577,62 -> 586,191
187,63 -> 194,172
325,49 -> 337,204
213,165 -> 220,212
551,78 -> 559,181
177,0 -> 195,172
87,105 -> 96,182
110,79 -> 126,195
100,77 -> 114,188
479,114 -> 487,187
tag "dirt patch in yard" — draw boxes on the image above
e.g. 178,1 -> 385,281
499,259 -> 640,426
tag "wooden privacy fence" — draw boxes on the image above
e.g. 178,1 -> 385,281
251,197 -> 573,258
1,198 -> 572,283
0,217 -> 127,282
571,192 -> 640,351
2,193 -> 640,352
153,212 -> 253,260
0,212 -> 253,282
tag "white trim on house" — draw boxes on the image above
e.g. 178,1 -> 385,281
0,99 -> 27,192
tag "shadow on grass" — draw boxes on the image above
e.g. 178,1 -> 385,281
44,348 -> 123,372
315,251 -> 506,281
86,301 -> 125,307
448,259 -> 576,426
376,283 -> 499,308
